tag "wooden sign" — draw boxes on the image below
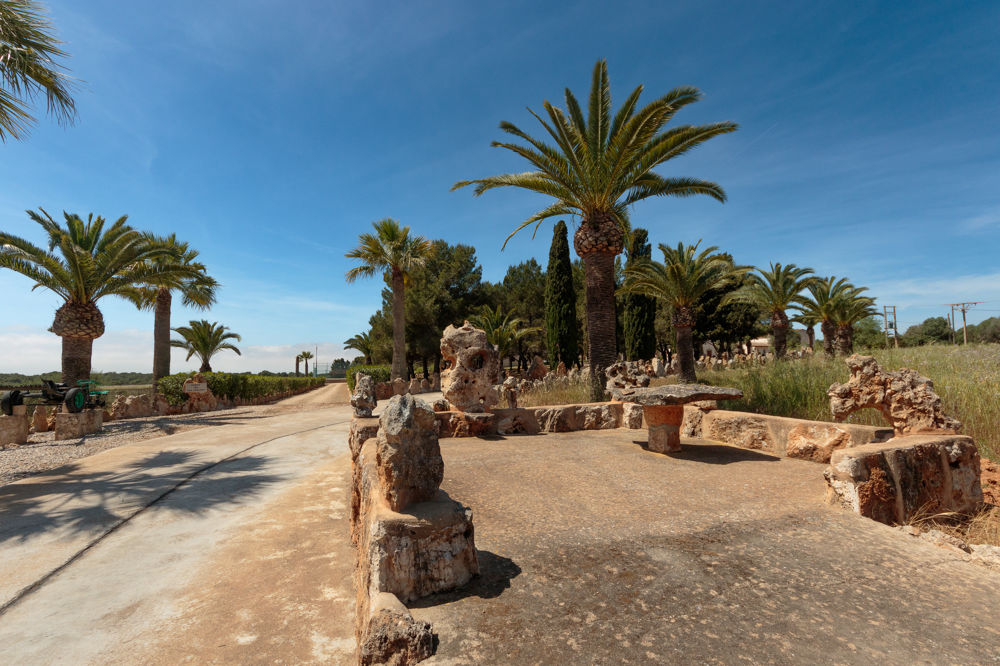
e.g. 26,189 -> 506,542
184,382 -> 208,394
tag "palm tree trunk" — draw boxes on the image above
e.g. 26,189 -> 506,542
391,268 -> 407,380
200,359 -> 212,373
675,325 -> 697,383
295,356 -> 300,376
152,287 -> 172,388
821,320 -> 836,357
771,310 -> 789,359
304,358 -> 309,375
61,336 -> 93,386
835,325 -> 852,356
582,252 -> 617,400
806,325 -> 815,350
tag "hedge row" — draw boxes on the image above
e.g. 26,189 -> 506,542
157,372 -> 326,406
346,365 -> 392,391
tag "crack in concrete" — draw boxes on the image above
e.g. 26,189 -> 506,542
0,419 -> 350,618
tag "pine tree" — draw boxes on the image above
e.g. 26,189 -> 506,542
545,221 -> 579,367
623,229 -> 657,360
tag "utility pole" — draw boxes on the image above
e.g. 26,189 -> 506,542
882,306 -> 891,349
882,305 -> 899,348
949,305 -> 956,344
947,302 -> 982,345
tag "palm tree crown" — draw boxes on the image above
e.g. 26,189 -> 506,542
453,60 -> 738,247
344,218 -> 431,284
134,234 -> 218,384
795,276 -> 861,357
0,208 -> 200,383
453,59 -> 737,399
344,331 -> 374,364
624,241 -> 747,382
468,304 -> 539,367
345,218 -> 431,380
170,319 -> 241,373
727,262 -> 814,358
0,0 -> 77,141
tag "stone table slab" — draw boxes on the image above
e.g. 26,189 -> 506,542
611,384 -> 743,453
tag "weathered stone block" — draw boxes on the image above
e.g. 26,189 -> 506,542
359,592 -> 434,666
704,413 -> 772,451
578,402 -> 622,430
0,413 -> 30,447
350,417 -> 380,462
435,411 -> 496,438
786,423 -> 852,463
533,405 -> 579,432
376,395 -> 442,511
825,435 -> 984,525
622,402 -> 644,429
351,373 -> 377,418
392,378 -> 408,396
492,408 -> 540,435
644,404 -> 683,453
31,405 -> 48,433
54,410 -> 102,440
376,382 -> 394,401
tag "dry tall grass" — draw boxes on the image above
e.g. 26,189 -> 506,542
660,344 -> 1000,461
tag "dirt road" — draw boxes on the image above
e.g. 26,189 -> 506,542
0,393 -> 357,664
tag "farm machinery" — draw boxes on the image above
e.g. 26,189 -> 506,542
0,379 -> 109,417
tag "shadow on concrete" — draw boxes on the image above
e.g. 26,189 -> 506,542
409,550 -> 522,608
0,451 -> 286,544
633,441 -> 781,465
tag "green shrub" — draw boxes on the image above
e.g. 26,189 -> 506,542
157,372 -> 325,406
346,365 -> 391,391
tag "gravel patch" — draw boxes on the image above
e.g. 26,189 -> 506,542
0,406 -> 274,487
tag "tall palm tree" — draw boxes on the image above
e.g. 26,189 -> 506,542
624,241 -> 748,383
468,304 -> 539,370
345,219 -> 430,380
795,277 -> 858,357
0,0 -> 77,141
830,290 -> 878,355
344,331 -> 374,364
170,320 -> 241,373
727,263 -> 814,359
134,234 -> 218,386
0,209 -> 199,384
299,350 -> 313,376
453,60 -> 737,400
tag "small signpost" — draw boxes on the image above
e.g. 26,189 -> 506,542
184,382 -> 208,394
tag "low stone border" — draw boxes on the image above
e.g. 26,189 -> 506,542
350,397 -> 478,665
682,406 -> 892,463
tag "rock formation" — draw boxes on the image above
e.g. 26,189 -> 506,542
828,355 -> 961,435
527,355 -> 549,381
375,394 -> 443,512
440,322 -> 499,412
501,376 -> 519,409
604,360 -> 652,393
351,372 -> 377,418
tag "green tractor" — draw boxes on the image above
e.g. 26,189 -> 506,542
0,379 -> 110,417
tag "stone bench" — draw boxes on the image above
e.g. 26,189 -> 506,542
610,384 -> 743,453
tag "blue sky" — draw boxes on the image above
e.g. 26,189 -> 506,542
1,0 -> 999,373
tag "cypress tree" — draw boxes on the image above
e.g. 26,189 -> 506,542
623,228 -> 657,360
545,221 -> 579,368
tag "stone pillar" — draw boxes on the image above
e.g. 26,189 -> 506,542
0,406 -> 30,447
644,404 -> 683,453
54,410 -> 103,440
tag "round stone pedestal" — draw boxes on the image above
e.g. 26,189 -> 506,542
643,404 -> 683,453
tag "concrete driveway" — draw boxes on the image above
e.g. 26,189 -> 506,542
0,387 -> 358,664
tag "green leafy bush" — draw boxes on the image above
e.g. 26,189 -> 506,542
346,365 -> 391,391
157,372 -> 325,406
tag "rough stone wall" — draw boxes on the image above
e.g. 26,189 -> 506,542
825,435 -> 983,524
0,411 -> 30,447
